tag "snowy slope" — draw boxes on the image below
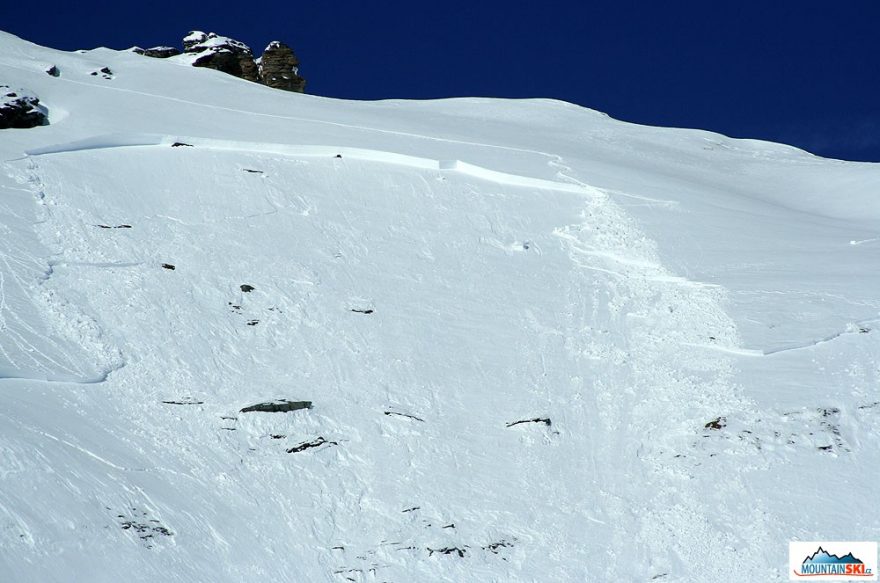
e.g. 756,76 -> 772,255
1,30 -> 878,582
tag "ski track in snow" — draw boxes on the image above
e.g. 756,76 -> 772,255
0,158 -> 125,385
683,318 -> 879,357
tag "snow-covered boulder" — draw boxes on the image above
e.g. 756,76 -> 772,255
0,86 -> 47,129
182,30 -> 208,51
182,31 -> 258,82
259,41 -> 306,93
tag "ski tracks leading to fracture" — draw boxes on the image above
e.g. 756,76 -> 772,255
0,158 -> 124,384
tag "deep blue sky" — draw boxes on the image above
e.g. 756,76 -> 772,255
5,1 -> 880,161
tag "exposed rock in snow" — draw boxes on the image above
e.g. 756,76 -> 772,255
259,41 -> 305,93
182,30 -> 208,51
505,416 -> 552,428
183,31 -> 259,82
286,436 -> 336,453
0,86 -> 47,129
135,31 -> 306,92
239,400 -> 313,413
143,46 -> 181,59
89,66 -> 113,79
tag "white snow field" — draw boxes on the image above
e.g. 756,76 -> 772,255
1,30 -> 879,582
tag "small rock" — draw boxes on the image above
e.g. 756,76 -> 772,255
46,65 -> 60,77
240,284 -> 255,292
506,417 -> 551,428
161,263 -> 175,270
240,400 -> 312,414
704,416 -> 726,430
483,540 -> 515,554
427,546 -> 467,558
161,398 -> 204,405
287,436 -> 337,453
90,67 -> 113,79
143,46 -> 181,58
384,411 -> 425,422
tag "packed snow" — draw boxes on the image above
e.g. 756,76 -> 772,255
0,29 -> 878,582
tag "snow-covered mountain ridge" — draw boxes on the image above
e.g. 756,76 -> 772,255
1,30 -> 878,582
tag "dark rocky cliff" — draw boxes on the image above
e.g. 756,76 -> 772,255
259,41 -> 306,93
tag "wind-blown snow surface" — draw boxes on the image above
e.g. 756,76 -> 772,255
1,30 -> 879,582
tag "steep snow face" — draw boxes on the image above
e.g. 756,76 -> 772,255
1,30 -> 878,582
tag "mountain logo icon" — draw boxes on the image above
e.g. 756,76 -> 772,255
803,547 -> 865,565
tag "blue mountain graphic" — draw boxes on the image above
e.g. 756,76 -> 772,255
803,547 -> 863,565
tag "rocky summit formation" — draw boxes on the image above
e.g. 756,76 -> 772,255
183,31 -> 259,83
0,86 -> 47,129
132,31 -> 306,94
259,41 -> 306,93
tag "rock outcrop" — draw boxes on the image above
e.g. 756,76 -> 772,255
0,86 -> 48,129
183,31 -> 259,83
143,46 -> 181,59
259,41 -> 306,93
133,31 -> 307,93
